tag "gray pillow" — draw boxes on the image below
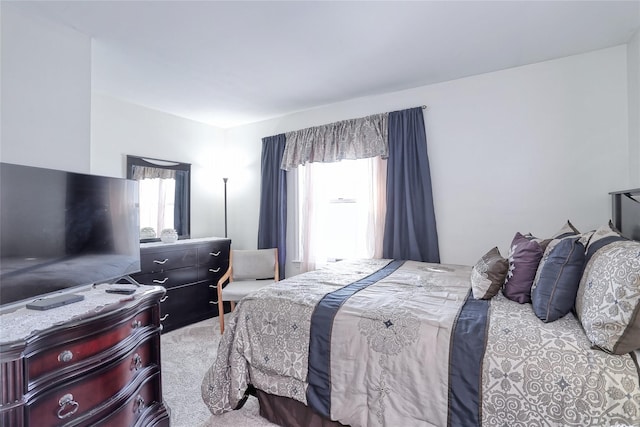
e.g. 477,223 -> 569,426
582,221 -> 626,263
575,240 -> 640,354
471,247 -> 509,300
550,220 -> 580,239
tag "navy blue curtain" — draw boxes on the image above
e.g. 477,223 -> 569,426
257,134 -> 287,277
174,170 -> 190,237
383,107 -> 440,263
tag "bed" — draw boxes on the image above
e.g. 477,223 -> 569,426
202,219 -> 640,426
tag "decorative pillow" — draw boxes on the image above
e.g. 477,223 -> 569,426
503,232 -> 544,304
583,221 -> 626,262
575,240 -> 640,354
471,247 -> 509,300
550,220 -> 580,239
531,236 -> 585,322
532,222 -> 581,289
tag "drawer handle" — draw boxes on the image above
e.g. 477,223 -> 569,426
209,284 -> 217,289
131,320 -> 142,329
58,350 -> 73,363
153,258 -> 169,265
131,353 -> 143,371
160,314 -> 169,321
57,393 -> 79,419
209,267 -> 221,273
209,251 -> 221,257
209,301 -> 216,305
160,295 -> 168,302
134,394 -> 145,414
153,278 -> 169,284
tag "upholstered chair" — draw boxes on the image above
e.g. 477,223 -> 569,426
216,248 -> 279,333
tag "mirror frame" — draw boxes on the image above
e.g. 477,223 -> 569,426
126,155 -> 191,243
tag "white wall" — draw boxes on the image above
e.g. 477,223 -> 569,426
1,0 -> 631,273
628,29 -> 640,187
226,46 -> 629,274
0,4 -> 91,172
90,94 -> 227,239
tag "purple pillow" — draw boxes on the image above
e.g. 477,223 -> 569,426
503,232 -> 544,304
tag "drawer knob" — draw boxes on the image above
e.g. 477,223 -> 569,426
209,267 -> 221,273
131,320 -> 142,329
58,350 -> 73,363
134,394 -> 145,414
153,258 -> 169,265
153,277 -> 169,284
160,295 -> 169,302
57,393 -> 79,419
131,353 -> 143,371
209,251 -> 221,257
160,314 -> 169,321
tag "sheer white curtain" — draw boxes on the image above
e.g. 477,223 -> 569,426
139,178 -> 175,235
298,156 -> 386,273
368,156 -> 387,259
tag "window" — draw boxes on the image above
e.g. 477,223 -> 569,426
297,157 -> 386,271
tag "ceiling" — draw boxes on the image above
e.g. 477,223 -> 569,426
8,1 -> 640,128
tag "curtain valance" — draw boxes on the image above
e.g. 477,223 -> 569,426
280,113 -> 388,171
131,165 -> 176,180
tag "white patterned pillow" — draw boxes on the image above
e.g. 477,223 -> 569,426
550,219 -> 580,239
575,240 -> 640,354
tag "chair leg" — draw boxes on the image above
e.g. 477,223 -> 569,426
230,301 -> 236,311
218,302 -> 225,334
217,282 -> 225,334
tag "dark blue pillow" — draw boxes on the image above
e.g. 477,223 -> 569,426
532,236 -> 586,322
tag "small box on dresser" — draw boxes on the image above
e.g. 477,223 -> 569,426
0,285 -> 170,427
131,237 -> 231,333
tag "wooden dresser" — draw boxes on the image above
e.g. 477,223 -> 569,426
0,285 -> 170,426
132,237 -> 231,333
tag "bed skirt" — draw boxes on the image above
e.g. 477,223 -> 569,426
256,389 -> 346,427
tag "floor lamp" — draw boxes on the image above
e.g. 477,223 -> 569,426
223,177 -> 228,238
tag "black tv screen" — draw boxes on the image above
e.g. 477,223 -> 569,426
0,163 -> 141,307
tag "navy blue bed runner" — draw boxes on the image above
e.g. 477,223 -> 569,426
306,259 -> 405,417
448,291 -> 490,427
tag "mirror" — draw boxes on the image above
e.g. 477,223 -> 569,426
126,155 -> 191,242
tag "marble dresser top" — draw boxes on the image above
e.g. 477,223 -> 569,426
0,284 -> 156,344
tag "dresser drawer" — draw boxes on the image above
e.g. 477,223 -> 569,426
198,264 -> 227,282
197,241 -> 230,265
94,372 -> 166,427
27,335 -> 158,426
160,282 -> 218,333
139,248 -> 197,273
133,267 -> 199,288
26,309 -> 153,388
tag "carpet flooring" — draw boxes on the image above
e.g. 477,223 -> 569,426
161,316 -> 279,427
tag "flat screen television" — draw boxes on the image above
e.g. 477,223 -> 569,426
0,162 -> 141,308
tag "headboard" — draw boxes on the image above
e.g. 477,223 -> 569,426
610,188 -> 640,241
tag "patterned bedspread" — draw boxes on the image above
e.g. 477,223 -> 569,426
201,259 -> 640,426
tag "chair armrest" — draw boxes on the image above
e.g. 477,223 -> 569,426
217,267 -> 232,287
